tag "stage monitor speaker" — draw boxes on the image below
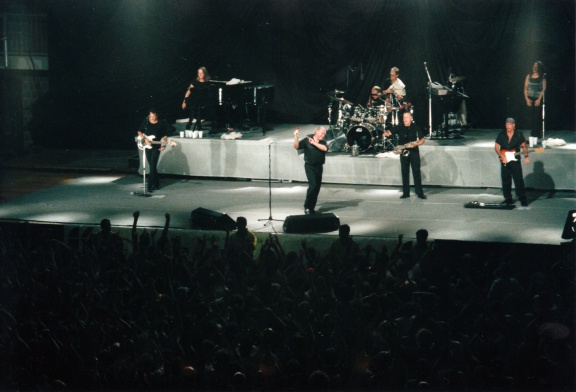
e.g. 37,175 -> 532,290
561,210 -> 576,240
283,213 -> 340,234
191,207 -> 237,231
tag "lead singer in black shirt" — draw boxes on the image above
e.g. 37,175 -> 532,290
294,126 -> 328,214
384,111 -> 427,199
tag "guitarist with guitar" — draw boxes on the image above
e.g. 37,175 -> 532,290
494,118 -> 530,206
137,108 -> 171,192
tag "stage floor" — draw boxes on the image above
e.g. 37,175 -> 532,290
0,124 -> 574,252
0,173 -> 573,247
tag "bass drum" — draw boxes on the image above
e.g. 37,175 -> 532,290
346,123 -> 376,152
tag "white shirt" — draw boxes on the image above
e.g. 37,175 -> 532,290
389,78 -> 406,97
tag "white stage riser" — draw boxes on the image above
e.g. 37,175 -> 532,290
139,138 -> 575,190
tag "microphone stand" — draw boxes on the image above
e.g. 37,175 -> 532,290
541,92 -> 546,144
424,62 -> 433,138
259,141 -> 283,227
133,141 -> 152,197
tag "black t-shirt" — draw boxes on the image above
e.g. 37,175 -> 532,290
139,118 -> 171,150
187,80 -> 211,106
390,123 -> 424,150
298,136 -> 327,166
495,130 -> 526,151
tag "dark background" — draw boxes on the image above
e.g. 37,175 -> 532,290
11,0 -> 576,149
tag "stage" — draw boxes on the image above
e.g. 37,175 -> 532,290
1,124 -> 575,255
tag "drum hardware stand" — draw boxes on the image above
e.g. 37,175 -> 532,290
327,101 -> 341,140
381,134 -> 399,152
326,92 -> 348,141
258,141 -> 283,227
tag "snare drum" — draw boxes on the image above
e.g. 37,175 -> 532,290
346,123 -> 377,152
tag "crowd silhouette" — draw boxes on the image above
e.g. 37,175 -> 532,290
1,212 -> 574,391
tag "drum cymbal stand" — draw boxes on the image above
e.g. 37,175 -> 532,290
327,101 -> 339,140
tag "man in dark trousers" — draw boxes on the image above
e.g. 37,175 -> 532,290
384,111 -> 427,199
494,117 -> 530,206
294,126 -> 328,214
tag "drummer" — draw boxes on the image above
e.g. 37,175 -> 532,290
367,86 -> 386,108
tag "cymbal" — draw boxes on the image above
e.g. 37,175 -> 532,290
327,89 -> 345,95
329,96 -> 352,105
449,76 -> 466,82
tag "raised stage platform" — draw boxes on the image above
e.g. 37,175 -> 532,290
1,124 -> 574,252
144,124 -> 576,190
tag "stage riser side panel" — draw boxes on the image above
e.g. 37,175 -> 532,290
139,138 -> 575,190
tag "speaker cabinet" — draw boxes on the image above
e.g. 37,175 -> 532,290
191,208 -> 237,231
561,210 -> 576,240
283,213 -> 340,233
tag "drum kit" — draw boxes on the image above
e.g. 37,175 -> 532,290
326,90 -> 414,154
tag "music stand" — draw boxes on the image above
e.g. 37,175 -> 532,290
258,141 -> 283,227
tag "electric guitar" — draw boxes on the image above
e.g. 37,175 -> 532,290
135,134 -> 177,150
500,148 -> 544,162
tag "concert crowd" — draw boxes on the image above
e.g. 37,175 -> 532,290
1,213 -> 573,391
